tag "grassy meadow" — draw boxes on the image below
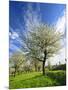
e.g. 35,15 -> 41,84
9,2 -> 66,89
9,70 -> 66,89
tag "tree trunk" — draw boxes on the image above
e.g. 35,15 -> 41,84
34,62 -> 37,72
42,49 -> 47,75
42,61 -> 45,75
14,66 -> 17,77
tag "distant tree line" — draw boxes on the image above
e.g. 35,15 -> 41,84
52,64 -> 66,70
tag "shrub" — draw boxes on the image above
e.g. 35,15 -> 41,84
47,70 -> 66,85
52,64 -> 66,70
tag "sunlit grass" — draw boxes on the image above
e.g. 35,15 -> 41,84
9,70 -> 66,89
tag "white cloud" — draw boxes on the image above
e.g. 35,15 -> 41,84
9,26 -> 19,39
9,32 -> 12,36
9,43 -> 23,55
48,47 -> 66,65
9,43 -> 27,57
10,32 -> 19,40
55,11 -> 66,34
24,4 -> 41,32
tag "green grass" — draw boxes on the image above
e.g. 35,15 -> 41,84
9,70 -> 66,89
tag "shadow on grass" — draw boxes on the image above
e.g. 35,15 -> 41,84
9,71 -> 66,89
46,71 -> 66,85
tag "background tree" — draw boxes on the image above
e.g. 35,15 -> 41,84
23,24 -> 63,75
48,60 -> 52,70
9,51 -> 25,76
28,57 -> 42,72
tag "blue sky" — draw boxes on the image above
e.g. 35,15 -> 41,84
9,1 -> 65,26
9,1 -> 66,65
